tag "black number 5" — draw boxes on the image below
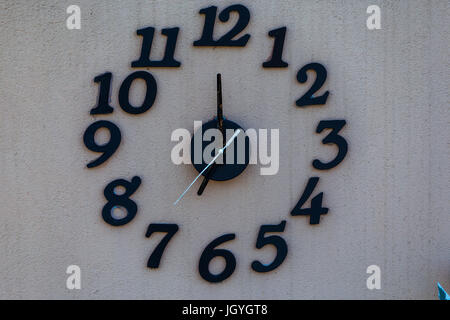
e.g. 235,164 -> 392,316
251,221 -> 288,273
313,120 -> 348,170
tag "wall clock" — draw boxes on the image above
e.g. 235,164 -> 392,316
1,0 -> 447,301
82,2 -> 348,284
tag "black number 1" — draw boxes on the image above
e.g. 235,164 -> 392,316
145,224 -> 179,268
263,27 -> 288,68
90,72 -> 114,115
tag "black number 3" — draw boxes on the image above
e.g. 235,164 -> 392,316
313,120 -> 348,170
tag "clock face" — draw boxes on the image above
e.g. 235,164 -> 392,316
82,1 -> 349,286
1,0 -> 448,300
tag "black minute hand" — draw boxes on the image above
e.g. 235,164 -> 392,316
198,74 -> 225,196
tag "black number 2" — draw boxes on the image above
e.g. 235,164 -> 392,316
193,5 -> 251,47
146,224 -> 179,268
296,63 -> 329,107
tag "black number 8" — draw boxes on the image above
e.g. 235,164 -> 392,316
102,176 -> 142,226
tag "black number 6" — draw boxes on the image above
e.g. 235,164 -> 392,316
251,221 -> 288,273
199,233 -> 236,283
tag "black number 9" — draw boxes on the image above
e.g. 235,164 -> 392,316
83,120 -> 121,168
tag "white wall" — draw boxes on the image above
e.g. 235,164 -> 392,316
0,0 -> 448,299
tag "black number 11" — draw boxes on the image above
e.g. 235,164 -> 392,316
132,27 -> 181,68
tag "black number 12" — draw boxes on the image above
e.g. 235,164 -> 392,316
194,4 -> 251,47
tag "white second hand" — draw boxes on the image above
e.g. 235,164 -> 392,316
173,129 -> 241,205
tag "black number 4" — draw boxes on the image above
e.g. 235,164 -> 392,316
291,177 -> 329,225
145,224 -> 179,268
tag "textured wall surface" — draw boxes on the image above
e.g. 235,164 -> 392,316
0,0 -> 449,299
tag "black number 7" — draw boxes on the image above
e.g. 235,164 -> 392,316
145,224 -> 179,268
